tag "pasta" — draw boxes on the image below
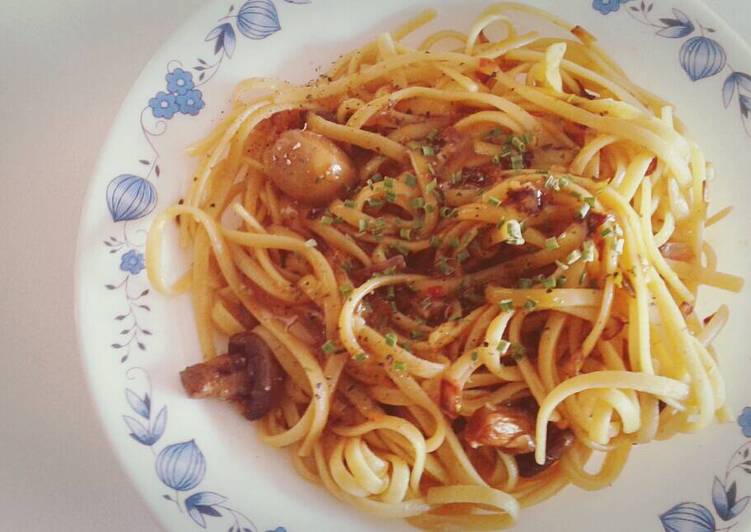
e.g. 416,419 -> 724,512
146,4 -> 743,529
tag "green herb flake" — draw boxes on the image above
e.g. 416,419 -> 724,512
544,236 -> 560,250
523,298 -> 538,311
384,332 -> 398,347
404,174 -> 417,188
421,145 -> 435,156
487,196 -> 501,206
321,340 -> 337,354
497,339 -> 511,354
498,299 -> 514,311
518,277 -> 533,289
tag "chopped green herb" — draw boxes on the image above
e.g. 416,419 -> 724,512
368,197 -> 384,208
354,352 -> 367,361
582,240 -> 595,262
410,197 -> 425,209
583,196 -> 596,208
511,343 -> 526,361
440,207 -> 456,218
450,170 -> 464,184
399,228 -> 412,240
340,283 -> 353,296
384,332 -> 397,347
321,340 -> 337,354
485,127 -> 502,138
511,135 -> 527,152
518,277 -> 533,289
471,351 -> 479,361
371,173 -> 384,183
426,179 -> 438,194
449,237 -> 460,249
404,174 -> 417,188
497,339 -> 511,354
577,203 -> 591,220
358,219 -> 368,232
544,175 -> 561,191
393,360 -> 407,371
421,145 -> 435,156
383,177 -> 395,189
344,199 -> 356,209
556,276 -> 567,288
437,257 -> 454,276
579,270 -> 588,286
498,299 -> 514,311
542,276 -> 557,289
500,219 -> 525,246
614,238 -> 625,255
385,191 -> 397,203
600,228 -> 612,238
320,215 -> 334,225
566,249 -> 582,265
429,236 -> 442,248
487,196 -> 501,206
510,154 -> 525,170
523,298 -> 538,311
425,204 -> 435,213
544,236 -> 560,250
457,250 -> 470,263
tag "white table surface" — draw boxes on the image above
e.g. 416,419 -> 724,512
0,0 -> 748,530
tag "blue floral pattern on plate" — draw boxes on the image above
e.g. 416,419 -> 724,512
593,0 -> 751,136
103,0 -> 309,529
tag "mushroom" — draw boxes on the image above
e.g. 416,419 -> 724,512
180,331 -> 285,421
463,404 -> 536,454
265,129 -> 356,206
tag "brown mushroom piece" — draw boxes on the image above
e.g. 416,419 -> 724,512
463,404 -> 536,454
515,428 -> 574,478
180,331 -> 285,421
265,129 -> 356,206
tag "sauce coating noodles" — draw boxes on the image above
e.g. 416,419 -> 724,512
147,4 -> 742,529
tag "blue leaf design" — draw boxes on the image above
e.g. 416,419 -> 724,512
656,24 -> 694,39
150,405 -> 168,443
736,73 -> 751,93
187,504 -> 207,528
729,496 -> 750,520
672,8 -> 692,26
740,95 -> 751,119
660,502 -> 716,532
712,476 -> 730,520
723,74 -> 739,108
222,24 -> 236,58
185,491 -> 228,508
155,440 -> 206,491
237,0 -> 281,39
125,389 -> 150,419
123,415 -> 153,445
106,174 -> 157,223
679,36 -> 727,82
205,25 -> 224,42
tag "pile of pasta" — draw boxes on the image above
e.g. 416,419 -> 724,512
147,3 -> 743,529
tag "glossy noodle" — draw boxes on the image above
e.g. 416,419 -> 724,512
146,4 -> 743,529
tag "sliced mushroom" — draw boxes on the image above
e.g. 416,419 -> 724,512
180,332 -> 285,421
515,428 -> 574,478
463,404 -> 536,454
265,129 -> 356,206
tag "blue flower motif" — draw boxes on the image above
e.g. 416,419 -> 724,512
185,492 -> 227,528
738,407 -> 751,437
660,502 -> 715,532
176,89 -> 205,116
155,439 -> 206,491
120,250 -> 145,275
592,0 -> 622,15
148,91 -> 179,119
165,67 -> 194,95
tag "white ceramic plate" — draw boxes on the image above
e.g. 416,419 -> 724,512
75,1 -> 751,530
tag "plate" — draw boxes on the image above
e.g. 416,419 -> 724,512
75,1 -> 751,530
